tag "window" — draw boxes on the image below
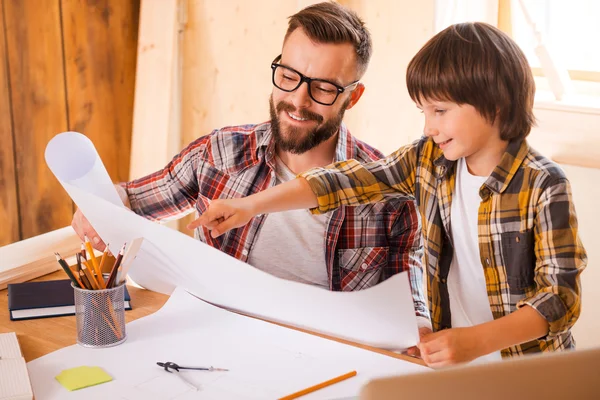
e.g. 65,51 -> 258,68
509,0 -> 600,82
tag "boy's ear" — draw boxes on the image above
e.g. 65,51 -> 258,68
345,83 -> 365,110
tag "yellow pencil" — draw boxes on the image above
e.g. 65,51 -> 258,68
97,244 -> 109,274
81,261 -> 100,290
278,371 -> 357,400
84,236 -> 101,278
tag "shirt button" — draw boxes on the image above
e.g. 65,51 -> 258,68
242,249 -> 248,256
361,263 -> 368,270
486,258 -> 490,265
441,278 -> 447,284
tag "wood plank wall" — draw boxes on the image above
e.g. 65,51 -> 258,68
0,1 -> 19,246
0,0 -> 139,246
4,0 -> 71,242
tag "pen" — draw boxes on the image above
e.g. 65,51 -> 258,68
278,370 -> 357,400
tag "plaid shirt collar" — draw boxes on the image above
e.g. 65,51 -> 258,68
432,138 -> 530,195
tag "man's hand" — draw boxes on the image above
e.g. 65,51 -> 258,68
187,198 -> 257,237
70,184 -> 130,251
418,327 -> 485,368
71,208 -> 106,251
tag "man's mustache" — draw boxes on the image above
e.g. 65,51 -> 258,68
276,101 -> 323,123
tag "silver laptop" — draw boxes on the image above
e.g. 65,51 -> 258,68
360,347 -> 600,400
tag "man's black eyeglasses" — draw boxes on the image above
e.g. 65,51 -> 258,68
271,55 -> 359,106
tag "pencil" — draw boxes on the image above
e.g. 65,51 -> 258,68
75,253 -> 91,289
106,243 -> 126,288
84,235 -> 101,278
277,371 -> 357,400
81,262 -> 100,290
54,253 -> 81,288
97,244 -> 109,274
80,244 -> 87,260
80,272 -> 92,290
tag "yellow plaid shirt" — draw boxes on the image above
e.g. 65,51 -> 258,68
301,137 -> 587,357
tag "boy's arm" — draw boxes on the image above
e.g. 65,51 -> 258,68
520,178 -> 586,337
387,200 -> 430,329
419,178 -> 587,367
188,177 -> 318,236
190,140 -> 421,236
418,305 -> 547,368
301,143 -> 418,215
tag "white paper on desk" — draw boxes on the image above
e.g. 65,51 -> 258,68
27,287 -> 430,400
45,131 -> 420,350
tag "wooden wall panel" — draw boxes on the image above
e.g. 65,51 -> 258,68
0,0 -> 20,246
129,0 -> 178,180
3,0 -> 71,240
61,0 -> 139,184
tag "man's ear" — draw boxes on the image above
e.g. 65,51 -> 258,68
345,83 -> 365,110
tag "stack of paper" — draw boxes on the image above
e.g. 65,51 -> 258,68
0,332 -> 33,400
0,227 -> 81,290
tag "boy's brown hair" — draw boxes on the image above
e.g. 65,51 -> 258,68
406,22 -> 536,141
285,1 -> 372,78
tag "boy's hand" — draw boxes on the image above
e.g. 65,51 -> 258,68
187,198 -> 256,237
418,327 -> 485,368
405,326 -> 432,358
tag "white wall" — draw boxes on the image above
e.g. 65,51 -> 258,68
527,102 -> 600,349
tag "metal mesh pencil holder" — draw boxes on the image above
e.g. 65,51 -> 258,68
72,282 -> 127,348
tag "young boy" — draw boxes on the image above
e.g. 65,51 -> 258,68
188,22 -> 587,367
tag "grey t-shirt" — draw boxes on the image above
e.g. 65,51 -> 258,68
247,156 -> 329,289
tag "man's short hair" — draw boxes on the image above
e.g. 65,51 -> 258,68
406,22 -> 536,141
285,1 -> 372,78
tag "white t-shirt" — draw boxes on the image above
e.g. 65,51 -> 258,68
247,156 -> 329,289
448,157 -> 502,363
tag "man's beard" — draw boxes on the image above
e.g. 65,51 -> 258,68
269,95 -> 349,155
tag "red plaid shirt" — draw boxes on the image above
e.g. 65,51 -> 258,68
124,122 -> 428,321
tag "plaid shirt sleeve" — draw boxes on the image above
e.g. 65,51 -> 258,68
123,135 -> 210,221
392,201 -> 430,328
300,141 -> 418,214
519,177 -> 587,338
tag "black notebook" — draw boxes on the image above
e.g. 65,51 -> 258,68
7,279 -> 132,321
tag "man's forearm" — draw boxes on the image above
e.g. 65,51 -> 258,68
476,305 -> 549,355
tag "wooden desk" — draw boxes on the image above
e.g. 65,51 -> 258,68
0,271 -> 425,367
0,270 -> 169,362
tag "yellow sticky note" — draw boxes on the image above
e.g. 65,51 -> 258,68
55,366 -> 112,391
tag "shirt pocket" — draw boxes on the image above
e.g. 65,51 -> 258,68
500,230 -> 535,292
337,246 -> 388,292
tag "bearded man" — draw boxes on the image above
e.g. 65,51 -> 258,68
71,2 -> 428,329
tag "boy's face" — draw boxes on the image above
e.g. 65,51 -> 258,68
419,100 -> 504,169
270,28 -> 363,154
